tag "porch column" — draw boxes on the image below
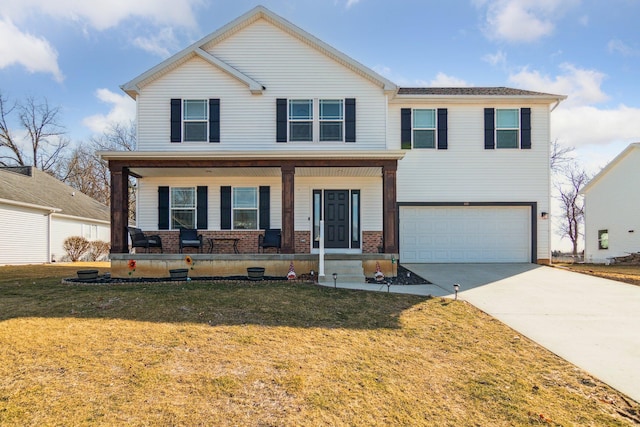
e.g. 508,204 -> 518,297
281,165 -> 295,254
382,162 -> 398,253
109,163 -> 130,253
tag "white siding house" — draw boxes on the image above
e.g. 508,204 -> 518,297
102,6 -> 564,264
0,167 -> 110,265
581,143 -> 640,263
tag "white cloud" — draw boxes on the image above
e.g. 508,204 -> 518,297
83,89 -> 136,134
482,50 -> 507,67
608,39 -> 637,56
2,0 -> 200,31
476,0 -> 579,43
428,73 -> 471,87
509,63 -> 607,107
0,17 -> 63,82
345,0 -> 362,8
133,27 -> 178,58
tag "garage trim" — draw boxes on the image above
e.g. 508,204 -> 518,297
397,202 -> 537,263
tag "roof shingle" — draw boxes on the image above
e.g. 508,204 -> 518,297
397,87 -> 564,98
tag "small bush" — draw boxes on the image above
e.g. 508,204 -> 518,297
86,240 -> 110,261
63,236 -> 92,262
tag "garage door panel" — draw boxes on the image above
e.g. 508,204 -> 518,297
400,206 -> 530,263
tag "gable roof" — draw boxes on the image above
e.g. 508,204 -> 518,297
121,5 -> 397,98
0,166 -> 110,222
581,142 -> 640,194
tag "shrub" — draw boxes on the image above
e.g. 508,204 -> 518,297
63,236 -> 92,262
86,240 -> 110,261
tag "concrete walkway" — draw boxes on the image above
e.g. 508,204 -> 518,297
401,263 -> 640,404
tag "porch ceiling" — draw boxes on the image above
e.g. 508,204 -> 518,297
129,166 -> 382,178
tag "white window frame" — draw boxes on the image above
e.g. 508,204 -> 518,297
288,98 -> 345,143
495,108 -> 520,149
170,187 -> 196,230
319,99 -> 344,142
598,229 -> 609,250
183,99 -> 208,142
412,108 -> 436,149
232,187 -> 259,230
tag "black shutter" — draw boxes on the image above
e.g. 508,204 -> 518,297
220,186 -> 231,230
197,186 -> 208,229
276,98 -> 287,142
437,108 -> 448,150
259,186 -> 270,229
401,108 -> 412,149
484,108 -> 495,149
158,186 -> 170,230
520,108 -> 531,149
209,99 -> 220,143
345,98 -> 356,142
170,99 -> 181,143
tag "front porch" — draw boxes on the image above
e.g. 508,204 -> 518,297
111,253 -> 398,280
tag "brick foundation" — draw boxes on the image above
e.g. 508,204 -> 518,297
363,231 -> 383,254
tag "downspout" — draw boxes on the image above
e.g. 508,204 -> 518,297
48,210 -> 53,263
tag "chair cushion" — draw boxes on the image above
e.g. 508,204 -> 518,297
182,240 -> 201,245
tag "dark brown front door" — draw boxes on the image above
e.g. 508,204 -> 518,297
324,190 -> 349,248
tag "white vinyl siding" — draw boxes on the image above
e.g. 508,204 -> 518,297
583,147 -> 640,263
400,206 -> 531,263
136,20 -> 386,151
50,216 -> 110,262
391,103 -> 551,261
0,204 -> 49,265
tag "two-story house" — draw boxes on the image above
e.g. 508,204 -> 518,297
102,6 -> 564,278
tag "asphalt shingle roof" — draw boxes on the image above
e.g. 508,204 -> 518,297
0,166 -> 109,221
397,87 -> 563,97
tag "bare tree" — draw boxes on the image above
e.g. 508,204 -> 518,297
60,121 -> 136,216
0,91 -> 68,172
555,163 -> 590,256
550,139 -> 574,173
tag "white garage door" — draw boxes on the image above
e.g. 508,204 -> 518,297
400,206 -> 531,263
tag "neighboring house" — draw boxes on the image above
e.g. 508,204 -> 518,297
0,166 -> 110,265
581,143 -> 640,263
102,6 -> 564,264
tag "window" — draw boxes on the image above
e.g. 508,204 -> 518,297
320,99 -> 344,141
496,109 -> 519,148
171,187 -> 196,229
598,229 -> 609,250
413,109 -> 436,148
289,100 -> 313,141
183,100 -> 208,141
233,187 -> 258,229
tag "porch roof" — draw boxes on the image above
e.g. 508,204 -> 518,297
99,150 -> 406,162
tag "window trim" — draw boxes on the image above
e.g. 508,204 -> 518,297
598,229 -> 609,250
495,108 -> 520,149
232,187 -> 259,230
288,98 -> 345,143
412,108 -> 437,149
170,186 -> 197,230
183,99 -> 208,142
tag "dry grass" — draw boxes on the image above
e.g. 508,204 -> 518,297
0,264 -> 638,426
556,263 -> 640,286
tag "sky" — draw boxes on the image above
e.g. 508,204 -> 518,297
1,0 -> 639,250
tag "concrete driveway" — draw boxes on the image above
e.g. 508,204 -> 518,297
403,263 -> 640,403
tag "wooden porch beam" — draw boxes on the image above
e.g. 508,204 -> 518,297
109,164 -> 129,254
281,165 -> 295,254
382,163 -> 398,254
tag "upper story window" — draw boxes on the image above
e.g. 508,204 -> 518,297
413,109 -> 436,148
183,100 -> 208,142
598,229 -> 609,250
401,108 -> 448,150
233,187 -> 258,229
289,100 -> 313,141
278,98 -> 354,143
171,187 -> 196,229
319,99 -> 344,141
496,109 -> 519,149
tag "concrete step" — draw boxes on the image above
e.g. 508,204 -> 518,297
319,260 -> 365,284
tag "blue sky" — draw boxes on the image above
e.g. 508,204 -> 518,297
1,0 -> 639,248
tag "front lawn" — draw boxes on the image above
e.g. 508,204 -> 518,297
556,263 -> 640,286
0,264 -> 638,426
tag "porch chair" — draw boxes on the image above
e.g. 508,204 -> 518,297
258,228 -> 281,253
179,228 -> 204,253
127,226 -> 163,253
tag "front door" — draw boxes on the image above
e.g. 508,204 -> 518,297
324,190 -> 349,248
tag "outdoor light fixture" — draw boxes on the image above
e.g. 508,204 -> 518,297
332,272 -> 337,288
453,283 -> 460,300
540,212 -> 548,219
310,270 -> 315,283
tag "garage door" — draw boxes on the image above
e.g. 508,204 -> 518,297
400,206 -> 531,263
